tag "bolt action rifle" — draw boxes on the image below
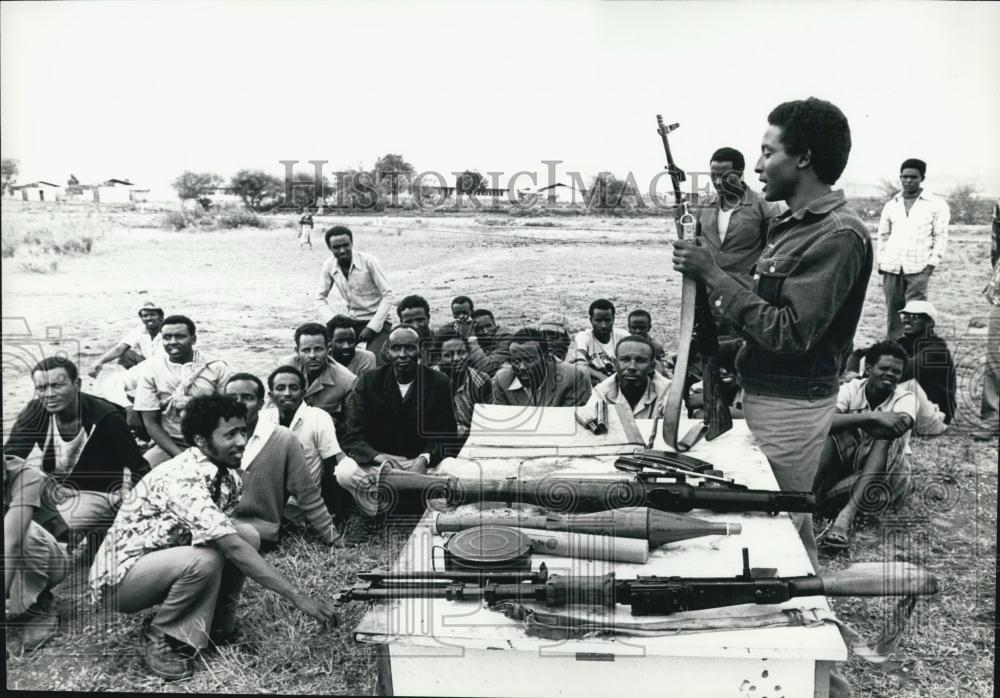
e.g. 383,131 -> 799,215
656,115 -> 732,451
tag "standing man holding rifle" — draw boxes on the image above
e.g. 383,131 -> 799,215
671,98 -> 871,572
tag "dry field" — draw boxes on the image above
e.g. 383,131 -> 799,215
2,201 -> 996,696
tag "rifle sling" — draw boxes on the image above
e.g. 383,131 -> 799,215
492,596 -> 918,664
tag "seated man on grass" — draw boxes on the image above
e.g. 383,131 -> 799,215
584,335 -> 671,420
4,356 -> 149,546
4,456 -> 69,653
467,308 -> 513,375
573,299 -> 629,387
626,309 -> 668,376
336,326 -> 461,541
89,395 -> 337,681
814,341 -> 916,552
278,322 -> 357,422
433,325 -> 493,437
326,314 -> 377,376
223,374 -> 342,551
134,315 -> 231,467
494,328 -> 592,407
260,365 -> 357,524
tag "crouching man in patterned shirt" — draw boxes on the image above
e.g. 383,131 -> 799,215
89,395 -> 337,681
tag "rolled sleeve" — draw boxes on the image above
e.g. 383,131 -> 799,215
133,364 -> 161,412
364,255 -> 395,332
314,410 -> 342,459
315,258 -> 337,322
714,231 -> 867,354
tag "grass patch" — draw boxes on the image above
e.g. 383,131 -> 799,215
1,206 -> 102,270
162,207 -> 270,231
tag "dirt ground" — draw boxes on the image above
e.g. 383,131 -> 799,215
2,202 -> 996,696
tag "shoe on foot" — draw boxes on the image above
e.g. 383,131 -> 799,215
143,624 -> 194,681
20,602 -> 59,652
971,427 -> 999,442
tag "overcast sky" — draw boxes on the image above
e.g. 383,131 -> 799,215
3,0 -> 999,196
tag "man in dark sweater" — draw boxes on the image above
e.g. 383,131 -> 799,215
336,326 -> 461,523
4,356 -> 149,541
895,300 -> 956,424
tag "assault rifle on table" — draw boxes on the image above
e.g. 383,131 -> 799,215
374,464 -> 815,515
336,548 -> 938,617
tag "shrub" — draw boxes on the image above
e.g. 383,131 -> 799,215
217,209 -> 266,229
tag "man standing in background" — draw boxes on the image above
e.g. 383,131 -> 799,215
315,226 -> 394,362
877,158 -> 950,340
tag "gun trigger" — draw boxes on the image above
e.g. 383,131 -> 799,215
749,567 -> 779,579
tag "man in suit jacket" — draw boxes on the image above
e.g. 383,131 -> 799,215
336,327 -> 461,522
494,328 -> 592,407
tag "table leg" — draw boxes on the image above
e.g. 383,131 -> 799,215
813,660 -> 832,698
376,643 -> 394,696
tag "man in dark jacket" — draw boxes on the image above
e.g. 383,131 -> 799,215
336,326 -> 461,525
4,356 -> 149,540
895,300 -> 956,424
673,98 -> 870,571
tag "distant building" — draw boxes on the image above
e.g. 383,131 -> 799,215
9,181 -> 64,202
95,178 -> 135,204
534,182 -> 586,205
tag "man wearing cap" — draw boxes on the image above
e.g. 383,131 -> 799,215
895,300 -> 956,424
538,312 -> 574,363
88,301 -> 165,378
584,335 -> 671,420
877,158 -> 951,340
315,226 -> 394,363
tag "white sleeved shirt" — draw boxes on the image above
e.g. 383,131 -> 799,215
876,191 -> 950,273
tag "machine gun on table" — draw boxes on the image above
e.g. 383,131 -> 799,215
337,548 -> 938,617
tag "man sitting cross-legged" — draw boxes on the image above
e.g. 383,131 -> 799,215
223,374 -> 342,551
4,456 -> 69,653
432,325 -> 493,437
277,322 -> 357,422
326,314 -> 377,376
494,328 -> 592,407
336,326 -> 461,542
88,300 -> 165,379
89,395 -> 337,681
813,341 -> 916,553
260,365 -> 357,524
134,315 -> 231,467
4,357 -> 149,546
583,335 -> 671,420
573,299 -> 630,387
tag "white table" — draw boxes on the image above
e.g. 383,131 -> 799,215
354,406 -> 847,698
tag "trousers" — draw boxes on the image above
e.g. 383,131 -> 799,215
742,391 -> 838,572
6,521 -> 69,616
981,304 -> 1000,423
106,522 -> 259,649
881,268 -> 931,340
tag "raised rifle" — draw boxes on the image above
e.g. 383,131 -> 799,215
656,115 -> 733,451
336,548 -> 938,617
375,464 -> 814,516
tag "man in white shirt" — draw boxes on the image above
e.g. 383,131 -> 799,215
573,299 -> 629,386
583,335 -> 671,420
134,315 -> 230,467
88,301 -> 165,378
877,158 -> 951,339
314,226 -> 394,362
262,364 -> 356,522
814,341 -> 916,552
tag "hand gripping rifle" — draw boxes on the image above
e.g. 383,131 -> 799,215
375,464 -> 814,516
337,548 -> 938,618
656,115 -> 733,451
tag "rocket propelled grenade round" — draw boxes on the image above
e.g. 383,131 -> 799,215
433,508 -> 741,548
